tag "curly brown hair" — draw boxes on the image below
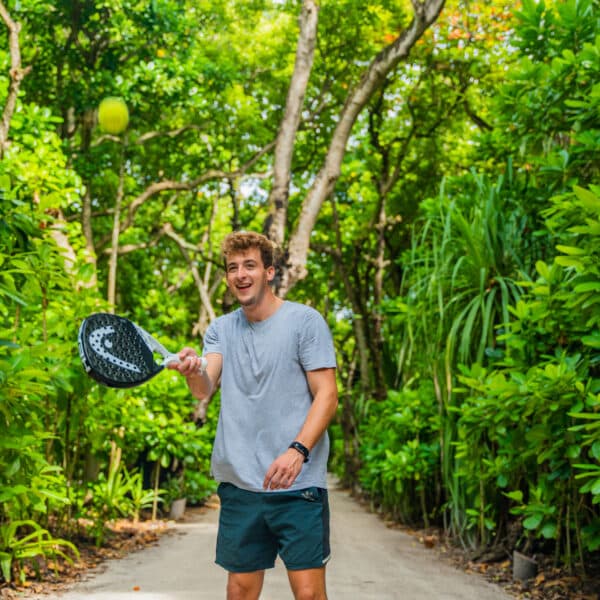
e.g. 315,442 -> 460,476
221,231 -> 278,269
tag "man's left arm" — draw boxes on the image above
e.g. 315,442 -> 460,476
263,367 -> 338,490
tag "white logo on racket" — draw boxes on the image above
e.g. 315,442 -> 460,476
89,326 -> 142,373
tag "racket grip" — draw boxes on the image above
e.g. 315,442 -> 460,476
167,354 -> 207,375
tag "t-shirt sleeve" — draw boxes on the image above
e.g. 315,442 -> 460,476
203,319 -> 222,355
298,308 -> 337,372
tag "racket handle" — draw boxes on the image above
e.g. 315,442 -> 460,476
167,354 -> 208,375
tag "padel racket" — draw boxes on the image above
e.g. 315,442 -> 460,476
78,312 -> 206,388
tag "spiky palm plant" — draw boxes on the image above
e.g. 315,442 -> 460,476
395,170 -> 535,541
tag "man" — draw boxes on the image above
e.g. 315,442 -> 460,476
169,231 -> 338,600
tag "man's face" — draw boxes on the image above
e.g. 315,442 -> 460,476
225,247 -> 274,307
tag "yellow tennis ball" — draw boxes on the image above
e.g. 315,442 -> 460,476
98,97 -> 129,134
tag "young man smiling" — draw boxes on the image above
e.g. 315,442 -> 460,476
170,231 -> 338,600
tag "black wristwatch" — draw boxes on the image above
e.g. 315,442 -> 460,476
289,441 -> 310,463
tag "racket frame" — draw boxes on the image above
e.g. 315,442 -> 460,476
133,325 -> 208,373
78,313 -> 208,388
133,323 -> 181,367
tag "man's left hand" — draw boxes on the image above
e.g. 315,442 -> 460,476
263,449 -> 305,490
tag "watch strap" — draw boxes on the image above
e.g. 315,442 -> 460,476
289,441 -> 310,463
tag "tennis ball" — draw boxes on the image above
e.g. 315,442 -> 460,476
98,97 -> 129,134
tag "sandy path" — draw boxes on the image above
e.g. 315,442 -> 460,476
30,481 -> 512,600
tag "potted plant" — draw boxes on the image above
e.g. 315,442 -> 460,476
164,474 -> 187,520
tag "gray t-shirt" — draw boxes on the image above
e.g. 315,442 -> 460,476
203,300 -> 337,492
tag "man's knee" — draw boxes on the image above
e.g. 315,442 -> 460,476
293,588 -> 327,600
288,568 -> 327,600
226,571 -> 264,600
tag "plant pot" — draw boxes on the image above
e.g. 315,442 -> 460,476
169,497 -> 187,520
513,550 -> 537,582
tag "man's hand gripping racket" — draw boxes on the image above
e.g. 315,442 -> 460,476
77,313 -> 207,389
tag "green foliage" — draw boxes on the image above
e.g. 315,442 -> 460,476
125,469 -> 163,524
90,463 -> 134,524
0,520 -> 79,584
455,352 -> 588,545
357,381 -> 440,524
544,185 -> 600,342
2,0 -> 600,583
86,463 -> 162,545
486,0 -> 600,192
349,0 -> 600,572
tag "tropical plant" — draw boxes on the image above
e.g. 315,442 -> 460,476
357,381 -> 440,525
125,469 -> 163,524
0,520 -> 79,584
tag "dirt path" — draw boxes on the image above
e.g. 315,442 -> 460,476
30,481 -> 513,600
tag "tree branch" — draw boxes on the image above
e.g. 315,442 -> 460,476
92,124 -> 208,147
0,2 -> 30,155
463,100 -> 492,131
117,140 -> 275,235
134,124 -> 205,144
162,223 -> 217,324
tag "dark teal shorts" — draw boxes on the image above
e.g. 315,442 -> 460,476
216,482 -> 331,572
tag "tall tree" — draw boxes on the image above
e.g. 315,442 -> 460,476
268,0 -> 446,296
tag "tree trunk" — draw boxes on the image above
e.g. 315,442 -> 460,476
371,195 -> 389,399
277,0 -> 446,296
267,0 -> 319,247
107,143 -> 126,309
0,2 -> 30,156
331,200 -> 371,391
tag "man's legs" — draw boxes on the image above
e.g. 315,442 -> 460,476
287,567 -> 328,600
226,570 -> 265,600
218,485 -> 330,600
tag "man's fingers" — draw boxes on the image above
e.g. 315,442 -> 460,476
263,464 -> 298,490
263,466 -> 276,490
175,353 -> 201,376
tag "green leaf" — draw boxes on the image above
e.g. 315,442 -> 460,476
556,245 -> 586,255
574,282 -> 600,293
555,256 -> 584,269
0,553 -> 12,582
505,490 -> 524,503
582,333 -> 600,349
0,284 -> 27,306
0,339 -> 19,348
573,185 -> 600,213
541,523 -> 557,539
523,514 -> 543,530
535,260 -> 552,280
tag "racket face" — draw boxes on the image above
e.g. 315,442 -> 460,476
78,313 -> 163,388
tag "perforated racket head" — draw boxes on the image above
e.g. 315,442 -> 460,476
78,313 -> 164,388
